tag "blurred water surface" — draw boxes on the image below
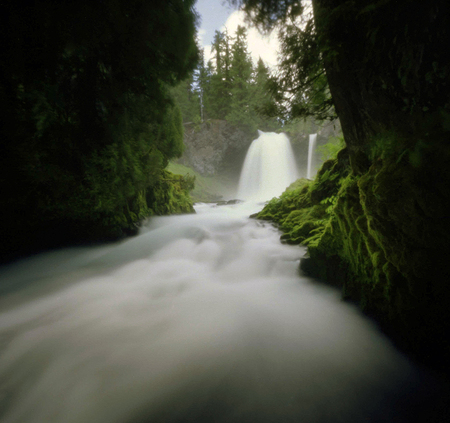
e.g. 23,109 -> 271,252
0,202 -> 447,423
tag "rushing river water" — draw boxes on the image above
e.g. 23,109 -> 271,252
0,201 -> 448,423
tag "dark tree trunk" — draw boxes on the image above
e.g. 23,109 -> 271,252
312,0 -> 450,172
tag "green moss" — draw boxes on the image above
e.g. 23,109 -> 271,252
147,170 -> 195,215
255,178 -> 327,246
256,139 -> 450,371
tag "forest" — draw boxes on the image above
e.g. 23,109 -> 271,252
172,25 -> 279,135
0,0 -> 450,415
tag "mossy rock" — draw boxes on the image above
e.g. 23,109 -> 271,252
255,140 -> 450,373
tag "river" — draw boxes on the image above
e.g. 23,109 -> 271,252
0,201 -> 447,423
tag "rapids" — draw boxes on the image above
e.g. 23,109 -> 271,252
0,201 -> 446,423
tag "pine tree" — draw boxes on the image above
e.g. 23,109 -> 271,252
226,26 -> 255,131
209,30 -> 232,119
170,73 -> 201,123
252,57 -> 279,131
195,49 -> 212,121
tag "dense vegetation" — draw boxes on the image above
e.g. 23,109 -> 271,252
235,0 -> 450,372
171,25 -> 280,135
0,0 -> 199,259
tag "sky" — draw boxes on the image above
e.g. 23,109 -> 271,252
194,0 -> 280,69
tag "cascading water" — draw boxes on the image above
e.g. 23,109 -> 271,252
0,142 -> 448,422
237,131 -> 298,202
0,203 -> 446,423
307,133 -> 317,179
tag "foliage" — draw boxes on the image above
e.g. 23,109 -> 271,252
170,73 -> 201,123
263,15 -> 336,121
226,26 -> 255,131
172,25 -> 281,135
255,135 -> 450,372
228,0 -> 336,122
0,0 -> 198,258
316,135 -> 345,161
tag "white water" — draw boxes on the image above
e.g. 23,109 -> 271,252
237,131 -> 298,202
0,137 -> 446,422
307,133 -> 317,180
0,202 -> 445,423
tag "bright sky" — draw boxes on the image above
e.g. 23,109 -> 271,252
195,0 -> 280,69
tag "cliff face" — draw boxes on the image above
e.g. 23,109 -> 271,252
178,120 -> 255,176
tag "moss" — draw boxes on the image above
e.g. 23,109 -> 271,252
147,170 -> 195,215
257,139 -> 450,373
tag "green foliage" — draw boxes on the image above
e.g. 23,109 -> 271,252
174,25 -> 281,134
170,74 -> 201,123
226,26 -> 255,132
320,195 -> 337,215
316,136 -> 345,161
0,0 -> 199,257
147,170 -> 195,215
229,1 -> 336,123
263,17 -> 336,122
208,30 -> 233,119
157,104 -> 185,162
255,178 -> 327,245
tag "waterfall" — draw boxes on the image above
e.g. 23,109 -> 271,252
237,131 -> 298,202
307,133 -> 317,180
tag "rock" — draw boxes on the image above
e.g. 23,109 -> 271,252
179,120 -> 254,176
215,199 -> 243,206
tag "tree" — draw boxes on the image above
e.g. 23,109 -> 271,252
208,30 -> 232,118
226,26 -> 255,130
170,72 -> 201,123
229,0 -> 450,171
173,23 -> 283,134
251,57 -> 280,131
0,0 -> 199,257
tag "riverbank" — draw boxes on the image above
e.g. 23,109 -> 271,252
254,139 -> 450,377
0,169 -> 195,265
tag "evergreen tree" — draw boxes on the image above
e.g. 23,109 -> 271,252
195,49 -> 208,122
170,73 -> 201,123
226,26 -> 255,131
209,30 -> 232,118
179,25 -> 279,133
252,57 -> 280,131
201,58 -> 215,120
